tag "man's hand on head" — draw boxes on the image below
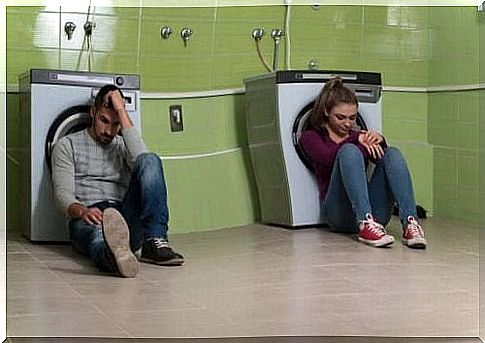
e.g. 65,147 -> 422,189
104,89 -> 134,129
104,90 -> 125,113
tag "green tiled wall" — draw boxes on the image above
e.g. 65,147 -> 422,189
429,7 -> 480,86
141,95 -> 259,233
6,5 -> 482,232
428,6 -> 481,225
6,5 -> 435,88
382,92 -> 432,212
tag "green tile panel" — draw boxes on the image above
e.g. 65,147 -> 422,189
141,95 -> 247,156
382,92 -> 428,121
428,6 -> 480,86
391,141 -> 433,214
433,146 -> 479,225
214,6 -> 284,48
381,92 -> 428,143
6,7 -> 60,51
458,90 -> 480,123
433,147 -> 457,188
454,123 -> 479,151
60,10 -> 141,55
383,118 -> 427,143
456,150 -> 479,191
7,48 -> 59,87
59,50 -> 139,75
455,189 -> 479,225
428,92 -> 479,150
433,184 -> 458,220
163,149 -> 258,233
212,55 -> 273,89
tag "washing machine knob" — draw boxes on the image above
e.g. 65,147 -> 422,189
115,76 -> 124,86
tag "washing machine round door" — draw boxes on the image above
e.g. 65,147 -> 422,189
292,101 -> 368,172
45,105 -> 92,172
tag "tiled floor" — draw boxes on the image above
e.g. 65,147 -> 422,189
6,217 -> 479,338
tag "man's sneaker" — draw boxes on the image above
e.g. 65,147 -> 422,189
358,213 -> 394,248
402,215 -> 427,249
140,238 -> 184,266
102,208 -> 139,277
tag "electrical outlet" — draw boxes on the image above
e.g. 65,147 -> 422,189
169,105 -> 184,132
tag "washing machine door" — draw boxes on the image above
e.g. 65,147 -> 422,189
45,105 -> 92,172
292,101 -> 368,171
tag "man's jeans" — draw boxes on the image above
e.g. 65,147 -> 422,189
69,153 -> 169,272
322,144 -> 417,233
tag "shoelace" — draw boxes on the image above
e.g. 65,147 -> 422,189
151,238 -> 170,249
406,216 -> 424,238
362,213 -> 387,236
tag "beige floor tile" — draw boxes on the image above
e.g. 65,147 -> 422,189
7,312 -> 131,337
83,288 -> 203,314
109,309 -> 233,338
7,295 -> 100,317
7,281 -> 80,299
5,216 -> 479,337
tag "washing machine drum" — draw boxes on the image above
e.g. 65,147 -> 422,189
45,105 -> 92,172
292,102 -> 368,172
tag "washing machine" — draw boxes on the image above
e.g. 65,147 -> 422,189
18,69 -> 141,242
244,70 -> 382,228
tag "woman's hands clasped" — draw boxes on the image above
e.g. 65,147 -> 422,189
358,130 -> 384,160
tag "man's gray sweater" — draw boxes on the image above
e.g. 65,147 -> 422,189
52,127 -> 148,215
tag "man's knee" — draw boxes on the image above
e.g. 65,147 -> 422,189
135,153 -> 163,171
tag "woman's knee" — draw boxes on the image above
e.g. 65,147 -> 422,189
339,143 -> 362,157
337,144 -> 364,165
382,146 -> 405,165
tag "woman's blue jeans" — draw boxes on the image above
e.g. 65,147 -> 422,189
322,144 -> 417,233
69,153 -> 169,272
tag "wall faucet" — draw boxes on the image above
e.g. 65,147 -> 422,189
252,28 -> 265,41
180,28 -> 193,46
64,22 -> 76,40
161,26 -> 173,39
270,29 -> 285,71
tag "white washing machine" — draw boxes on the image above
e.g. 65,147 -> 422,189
245,70 -> 382,228
18,69 -> 142,242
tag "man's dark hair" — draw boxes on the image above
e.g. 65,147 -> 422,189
93,84 -> 124,111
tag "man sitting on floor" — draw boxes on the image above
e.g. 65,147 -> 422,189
52,84 -> 184,277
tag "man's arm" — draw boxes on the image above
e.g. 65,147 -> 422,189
52,138 -> 103,225
106,90 -> 148,163
51,138 -> 78,215
108,89 -> 134,130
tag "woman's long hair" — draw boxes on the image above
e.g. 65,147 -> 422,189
309,77 -> 358,132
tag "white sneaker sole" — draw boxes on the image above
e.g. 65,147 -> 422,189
403,237 -> 427,249
103,208 -> 139,277
359,235 -> 394,248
